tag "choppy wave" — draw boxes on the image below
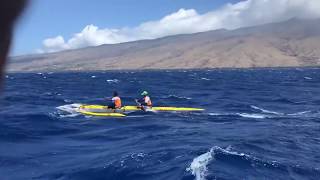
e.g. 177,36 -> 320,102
200,77 -> 210,81
287,111 -> 312,116
187,146 -> 320,180
187,149 -> 214,180
208,113 -> 224,116
166,94 -> 192,100
250,105 -> 283,115
2,68 -> 320,179
56,103 -> 81,117
237,113 -> 267,119
106,79 -> 120,83
207,112 -> 267,119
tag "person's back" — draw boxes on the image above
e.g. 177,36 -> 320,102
143,95 -> 152,107
109,91 -> 122,109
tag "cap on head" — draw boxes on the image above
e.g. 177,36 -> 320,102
141,91 -> 148,96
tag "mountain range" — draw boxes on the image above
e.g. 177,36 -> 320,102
8,18 -> 320,72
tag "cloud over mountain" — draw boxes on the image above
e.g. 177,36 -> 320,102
39,0 -> 320,53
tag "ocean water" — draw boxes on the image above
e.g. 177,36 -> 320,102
1,68 -> 320,180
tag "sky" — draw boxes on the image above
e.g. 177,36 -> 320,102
12,0 -> 320,55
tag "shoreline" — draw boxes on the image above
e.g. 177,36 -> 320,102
5,66 -> 320,74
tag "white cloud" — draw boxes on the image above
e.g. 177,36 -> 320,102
39,0 -> 320,53
39,36 -> 67,53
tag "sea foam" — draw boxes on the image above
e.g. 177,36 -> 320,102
251,105 -> 283,115
237,113 -> 266,119
187,149 -> 214,180
56,103 -> 81,115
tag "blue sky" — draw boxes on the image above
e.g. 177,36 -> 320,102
12,0 -> 240,55
12,0 -> 320,55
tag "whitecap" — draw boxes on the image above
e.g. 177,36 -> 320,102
288,111 -> 311,116
106,79 -> 120,83
187,146 -> 259,180
168,94 -> 192,100
208,113 -> 222,116
237,113 -> 266,119
186,149 -> 214,180
63,99 -> 72,103
91,76 -> 96,78
137,152 -> 146,158
304,77 -> 312,80
250,105 -> 283,115
213,146 -> 247,157
52,105 -> 81,118
201,77 -> 210,81
58,113 -> 79,118
56,103 -> 82,115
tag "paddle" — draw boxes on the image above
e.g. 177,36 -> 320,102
135,99 -> 146,112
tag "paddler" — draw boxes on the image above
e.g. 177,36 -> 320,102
135,91 -> 152,109
107,91 -> 122,109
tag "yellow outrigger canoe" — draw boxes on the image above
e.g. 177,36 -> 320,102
79,111 -> 127,117
78,105 -> 204,117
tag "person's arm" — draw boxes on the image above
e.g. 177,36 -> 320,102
135,98 -> 145,106
140,98 -> 148,106
135,98 -> 142,103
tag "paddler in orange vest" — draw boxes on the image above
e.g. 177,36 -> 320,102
108,91 -> 122,109
135,91 -> 152,110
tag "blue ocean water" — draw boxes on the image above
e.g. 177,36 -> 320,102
1,68 -> 320,180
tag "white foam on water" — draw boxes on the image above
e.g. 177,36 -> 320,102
213,146 -> 247,157
56,103 -> 82,115
237,113 -> 266,119
186,149 -> 214,180
208,113 -> 222,116
58,113 -> 80,118
168,94 -> 192,100
63,99 -> 72,103
288,111 -> 312,116
304,77 -> 312,80
200,77 -> 210,81
251,105 -> 282,115
187,146 -> 284,180
249,107 -> 319,118
186,146 -> 259,180
106,79 -> 120,83
91,76 -> 96,78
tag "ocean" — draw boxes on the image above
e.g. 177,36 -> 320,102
1,68 -> 320,180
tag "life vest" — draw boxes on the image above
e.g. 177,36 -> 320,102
144,96 -> 152,106
112,96 -> 122,108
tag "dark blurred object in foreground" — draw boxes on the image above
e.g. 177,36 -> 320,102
0,0 -> 28,85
